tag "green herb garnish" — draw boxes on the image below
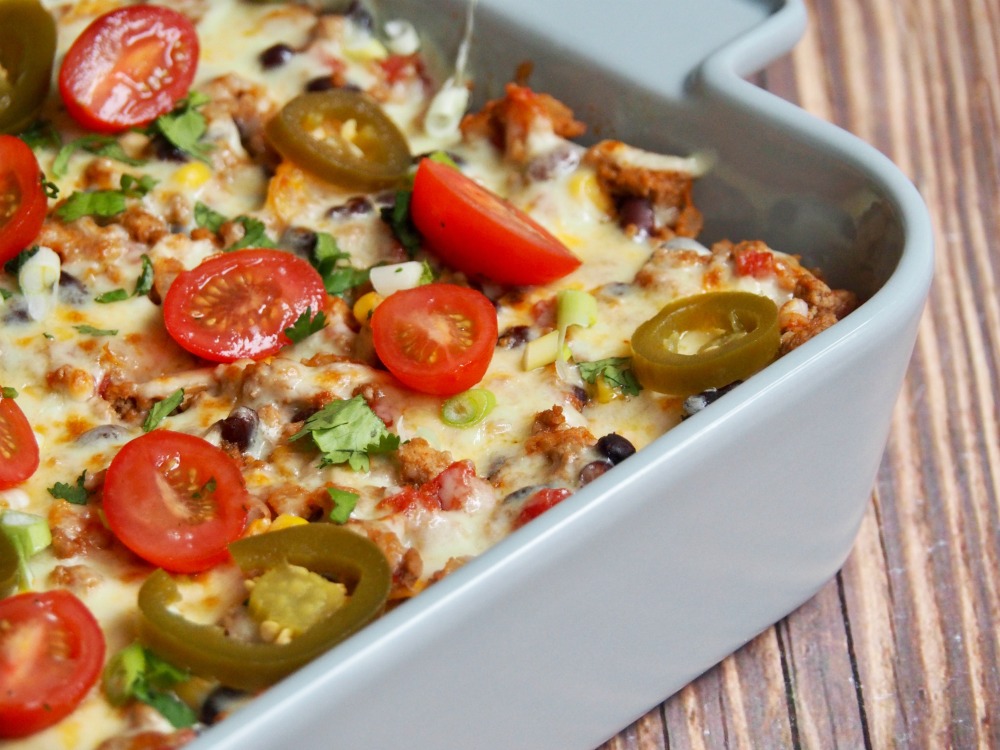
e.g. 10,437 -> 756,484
142,388 -> 185,432
290,395 -> 399,472
47,471 -> 90,505
578,357 -> 642,397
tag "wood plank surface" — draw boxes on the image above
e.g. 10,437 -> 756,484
597,0 -> 1000,747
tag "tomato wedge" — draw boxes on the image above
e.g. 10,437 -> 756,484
370,284 -> 498,396
513,488 -> 572,529
0,590 -> 106,739
410,158 -> 581,286
102,430 -> 249,573
0,394 -> 40,489
163,249 -> 327,363
58,5 -> 199,133
0,135 -> 47,266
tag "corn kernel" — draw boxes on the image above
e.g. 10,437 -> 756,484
594,375 -> 620,404
173,161 -> 213,189
244,518 -> 271,536
353,291 -> 382,325
269,514 -> 308,532
568,169 -> 612,215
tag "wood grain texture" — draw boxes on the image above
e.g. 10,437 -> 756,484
596,0 -> 1000,746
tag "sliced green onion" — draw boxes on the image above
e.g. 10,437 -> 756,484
441,388 -> 496,427
0,510 -> 52,591
522,330 -> 571,371
556,289 -> 598,330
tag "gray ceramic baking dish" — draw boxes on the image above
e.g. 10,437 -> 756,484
192,1 -> 933,748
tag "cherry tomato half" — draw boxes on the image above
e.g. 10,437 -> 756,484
58,5 -> 199,133
0,590 -> 106,739
0,135 -> 47,266
0,394 -> 40,489
103,430 -> 249,573
370,284 -> 498,396
410,158 -> 581,286
163,249 -> 327,363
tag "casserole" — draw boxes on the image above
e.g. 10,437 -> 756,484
186,1 -> 933,748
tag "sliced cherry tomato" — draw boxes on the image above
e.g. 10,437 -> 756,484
163,249 -> 327,363
0,0 -> 57,134
0,394 -> 40,489
370,284 -> 498,396
0,590 -> 106,738
630,291 -> 780,396
410,158 -> 581,286
102,430 -> 249,573
58,5 -> 199,133
513,488 -> 572,529
0,135 -> 47,266
378,461 -> 478,515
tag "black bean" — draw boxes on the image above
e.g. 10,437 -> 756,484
58,272 -> 89,305
570,385 -> 589,408
579,460 -> 613,485
503,486 -> 540,504
151,133 -> 188,162
327,196 -> 373,220
305,75 -> 336,92
345,1 -> 374,32
597,433 -> 636,465
526,144 -> 579,182
259,43 -> 295,70
76,424 -> 129,444
617,196 -> 655,236
218,407 -> 259,451
200,686 -> 251,725
681,381 -> 743,420
2,298 -> 30,324
280,227 -> 319,258
497,325 -> 531,350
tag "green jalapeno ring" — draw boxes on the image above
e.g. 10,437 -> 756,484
630,291 -> 780,396
137,523 -> 391,692
265,90 -> 412,190
0,0 -> 57,134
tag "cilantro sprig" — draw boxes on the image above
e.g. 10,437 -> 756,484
56,173 -> 157,222
147,92 -> 213,163
143,388 -> 185,432
194,202 -> 277,251
578,357 -> 642,397
327,488 -> 360,524
284,307 -> 327,343
52,134 -> 146,178
310,232 -> 368,295
102,643 -> 197,729
47,471 -> 90,505
290,395 -> 399,472
95,254 -> 155,303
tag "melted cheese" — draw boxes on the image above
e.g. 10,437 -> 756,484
0,1 -> 839,747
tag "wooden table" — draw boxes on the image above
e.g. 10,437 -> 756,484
597,0 -> 1000,747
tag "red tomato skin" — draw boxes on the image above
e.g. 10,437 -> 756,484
0,590 -> 106,738
0,135 -> 47,265
378,461 -> 477,515
163,249 -> 327,363
58,5 -> 199,133
514,488 -> 573,529
370,284 -> 498,396
410,159 -> 581,286
103,430 -> 249,573
0,395 -> 40,489
734,248 -> 775,279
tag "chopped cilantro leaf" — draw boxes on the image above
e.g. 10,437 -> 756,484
103,643 -> 196,729
227,216 -> 277,251
380,190 -> 421,257
290,395 -> 399,472
52,134 -> 145,178
134,254 -> 154,296
41,176 -> 59,200
328,488 -> 359,524
95,289 -> 130,303
73,324 -> 119,336
1,387 -> 18,399
310,232 -> 368,295
0,288 -> 12,300
56,190 -> 127,222
47,471 -> 89,505
577,357 -> 642,397
17,120 -> 62,151
148,92 -> 213,163
4,247 -> 39,275
120,173 -> 157,198
194,201 -> 226,232
284,307 -> 327,343
143,388 -> 185,432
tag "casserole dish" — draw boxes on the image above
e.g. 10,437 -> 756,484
171,0 -> 931,747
